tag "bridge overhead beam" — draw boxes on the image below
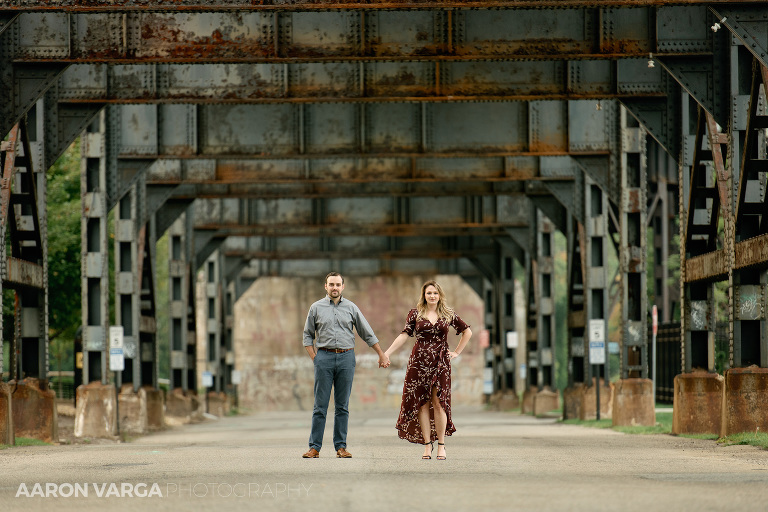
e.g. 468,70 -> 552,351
7,7 -> 718,62
55,61 -> 669,103
246,256 -> 482,279
219,234 -> 497,261
190,195 -> 530,237
107,101 -> 613,158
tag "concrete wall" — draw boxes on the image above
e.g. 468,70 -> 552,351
230,275 -> 485,412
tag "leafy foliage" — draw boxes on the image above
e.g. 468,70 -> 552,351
46,140 -> 83,371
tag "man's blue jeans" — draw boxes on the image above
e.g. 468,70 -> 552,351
309,349 -> 355,451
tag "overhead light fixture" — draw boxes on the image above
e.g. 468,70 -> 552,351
648,53 -> 655,68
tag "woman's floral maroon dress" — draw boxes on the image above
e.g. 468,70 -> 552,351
396,308 -> 470,443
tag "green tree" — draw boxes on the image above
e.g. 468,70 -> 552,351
47,139 -> 83,370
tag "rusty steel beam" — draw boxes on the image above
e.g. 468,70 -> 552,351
162,182 -> 537,199
0,1 -> 758,11
5,257 -> 44,289
684,234 -> 768,283
195,224 -> 516,237
222,249 -> 489,260
7,8 -> 717,64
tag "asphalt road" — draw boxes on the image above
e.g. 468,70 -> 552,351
1,406 -> 767,512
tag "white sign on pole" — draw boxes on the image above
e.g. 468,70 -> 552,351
108,326 -> 124,371
202,371 -> 213,388
109,348 -> 125,372
588,319 -> 606,364
109,326 -> 124,349
519,363 -> 527,380
506,331 -> 518,349
231,370 -> 242,385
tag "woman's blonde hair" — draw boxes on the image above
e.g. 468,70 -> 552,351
416,280 -> 454,322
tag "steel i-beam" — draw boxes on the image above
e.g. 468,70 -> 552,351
1,121 -> 48,381
114,184 -> 140,392
619,107 -> 649,380
612,106 -> 655,427
732,61 -> 768,369
535,210 -> 557,393
80,112 -> 109,385
168,212 -> 195,392
204,251 -> 224,396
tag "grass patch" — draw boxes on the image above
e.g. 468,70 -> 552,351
562,412 -> 673,435
0,437 -> 51,448
562,418 -> 614,429
718,431 -> 768,450
679,433 -> 719,441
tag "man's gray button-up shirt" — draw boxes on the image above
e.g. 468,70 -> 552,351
303,296 -> 379,349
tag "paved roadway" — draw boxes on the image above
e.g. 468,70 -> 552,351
1,406 -> 768,512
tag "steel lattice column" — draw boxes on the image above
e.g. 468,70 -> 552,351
204,251 -> 224,395
732,61 -> 768,370
168,212 -> 194,391
223,280 -> 235,396
681,109 -> 721,374
648,141 -> 679,324
114,185 -> 139,391
524,209 -> 557,399
80,112 -> 109,385
619,107 -> 649,380
585,176 -> 611,389
611,106 -> 655,427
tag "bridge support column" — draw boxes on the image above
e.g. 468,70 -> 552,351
203,251 -> 230,416
564,172 -> 612,420
0,382 -> 12,445
76,111 -> 116,438
613,107 -> 654,427
524,210 -> 559,415
166,212 -> 201,424
722,60 -> 768,436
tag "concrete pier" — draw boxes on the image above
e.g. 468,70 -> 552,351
672,371 -> 724,435
722,367 -> 768,437
10,378 -> 57,443
74,382 -> 117,439
0,382 -> 13,445
612,378 -> 655,427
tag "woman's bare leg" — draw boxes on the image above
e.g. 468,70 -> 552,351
431,386 -> 447,458
418,401 -> 433,457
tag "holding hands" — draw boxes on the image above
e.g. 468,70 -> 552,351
378,353 -> 391,368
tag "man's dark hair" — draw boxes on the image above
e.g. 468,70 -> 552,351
325,271 -> 344,285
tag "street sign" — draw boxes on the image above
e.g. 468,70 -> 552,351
109,326 -> 124,349
108,326 -> 124,371
589,341 -> 606,364
202,371 -> 213,388
231,370 -> 241,385
506,331 -> 518,349
589,319 -> 606,364
109,348 -> 124,372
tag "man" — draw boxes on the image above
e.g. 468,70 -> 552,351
302,272 -> 390,458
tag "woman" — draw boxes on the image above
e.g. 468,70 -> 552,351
385,280 -> 472,460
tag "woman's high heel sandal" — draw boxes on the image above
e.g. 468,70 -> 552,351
436,442 -> 446,460
422,441 -> 434,460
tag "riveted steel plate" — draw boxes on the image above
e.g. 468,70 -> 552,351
657,6 -> 711,52
736,284 -> 764,320
430,102 -> 527,152
200,104 -> 296,155
366,103 -> 420,152
689,299 -> 710,331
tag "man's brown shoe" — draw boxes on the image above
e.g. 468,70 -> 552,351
302,448 -> 320,458
336,448 -> 352,458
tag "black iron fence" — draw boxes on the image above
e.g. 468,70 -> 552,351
651,322 -> 730,404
